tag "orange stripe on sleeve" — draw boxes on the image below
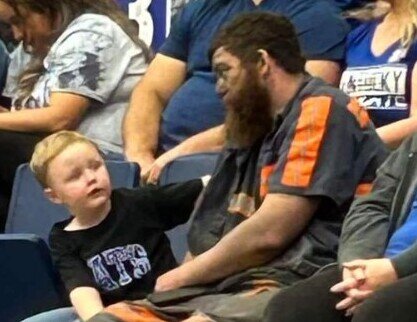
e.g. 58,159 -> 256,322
355,183 -> 373,196
260,164 -> 275,198
347,98 -> 371,129
281,96 -> 332,188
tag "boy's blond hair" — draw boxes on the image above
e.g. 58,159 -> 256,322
30,131 -> 99,188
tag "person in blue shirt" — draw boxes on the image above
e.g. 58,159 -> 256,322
339,0 -> 417,148
123,0 -> 350,183
327,0 -> 372,11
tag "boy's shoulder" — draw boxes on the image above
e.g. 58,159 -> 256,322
48,218 -> 74,249
111,186 -> 159,203
51,217 -> 73,233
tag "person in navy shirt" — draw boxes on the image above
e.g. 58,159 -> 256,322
124,0 -> 349,183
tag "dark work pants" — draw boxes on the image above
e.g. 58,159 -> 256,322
264,265 -> 417,322
0,130 -> 47,231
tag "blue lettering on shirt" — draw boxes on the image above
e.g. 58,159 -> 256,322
87,244 -> 152,292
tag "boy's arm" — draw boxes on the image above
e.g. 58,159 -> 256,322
70,287 -> 104,321
50,227 -> 104,317
151,179 -> 204,230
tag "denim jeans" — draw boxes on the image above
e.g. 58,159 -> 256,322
21,307 -> 79,322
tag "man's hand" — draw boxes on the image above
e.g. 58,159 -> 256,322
154,267 -> 187,292
331,266 -> 370,313
125,151 -> 155,181
331,259 -> 398,314
344,259 -> 398,291
145,150 -> 177,184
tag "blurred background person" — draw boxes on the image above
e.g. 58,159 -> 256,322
340,0 -> 417,148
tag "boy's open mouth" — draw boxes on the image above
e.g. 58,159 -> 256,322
88,188 -> 103,196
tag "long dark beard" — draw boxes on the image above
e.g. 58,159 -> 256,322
225,69 -> 274,148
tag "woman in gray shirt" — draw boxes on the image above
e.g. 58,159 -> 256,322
0,0 -> 150,229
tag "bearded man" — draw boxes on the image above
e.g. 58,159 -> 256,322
89,12 -> 387,322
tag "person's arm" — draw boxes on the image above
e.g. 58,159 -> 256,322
338,136 -> 414,264
70,287 -> 104,321
296,0 -> 347,86
123,54 -> 187,173
144,125 -> 224,183
0,92 -> 88,132
155,193 -> 318,291
305,60 -> 341,86
150,179 -> 204,229
376,63 -> 417,148
50,227 -> 104,321
390,240 -> 417,278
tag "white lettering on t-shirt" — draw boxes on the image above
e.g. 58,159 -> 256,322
340,64 -> 408,110
87,244 -> 152,292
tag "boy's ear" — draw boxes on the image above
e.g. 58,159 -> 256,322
44,188 -> 63,204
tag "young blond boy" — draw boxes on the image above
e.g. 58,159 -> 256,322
28,131 -> 204,321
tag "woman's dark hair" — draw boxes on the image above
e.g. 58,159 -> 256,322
3,0 -> 151,104
210,12 -> 305,74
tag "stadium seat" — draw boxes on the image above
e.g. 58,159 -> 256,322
0,235 -> 67,322
161,153 -> 220,262
0,161 -> 139,322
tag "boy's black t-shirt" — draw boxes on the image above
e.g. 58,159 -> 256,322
49,179 -> 203,305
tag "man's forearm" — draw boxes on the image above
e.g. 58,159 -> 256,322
175,218 -> 281,286
167,194 -> 318,287
158,125 -> 225,164
173,124 -> 225,155
123,54 -> 187,164
123,83 -> 164,162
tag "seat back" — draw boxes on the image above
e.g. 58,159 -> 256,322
0,234 -> 67,322
5,161 -> 139,243
161,153 -> 219,262
159,152 -> 219,185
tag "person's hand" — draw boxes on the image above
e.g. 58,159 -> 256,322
154,267 -> 187,292
124,151 -> 155,182
344,259 -> 398,291
145,151 -> 176,185
331,265 -> 369,313
331,259 -> 398,314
